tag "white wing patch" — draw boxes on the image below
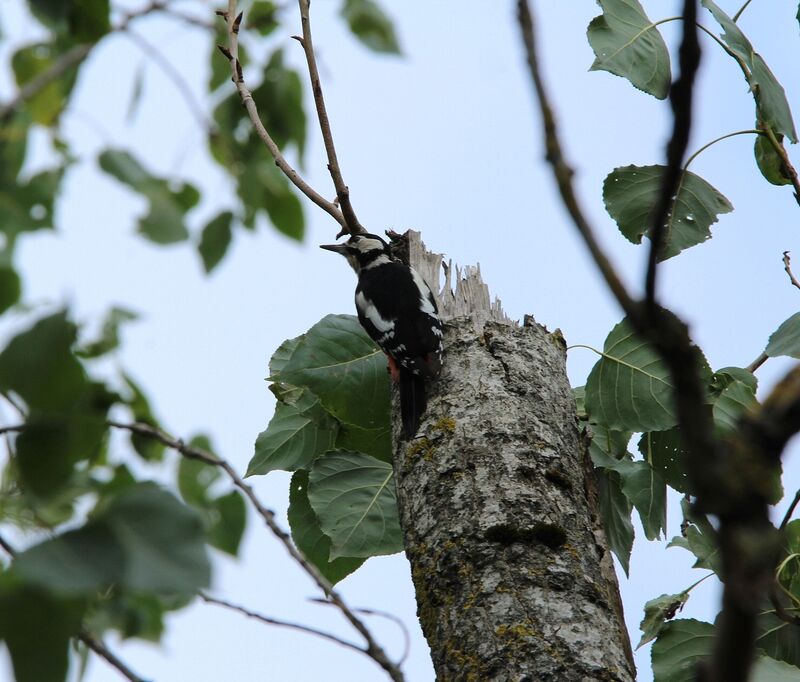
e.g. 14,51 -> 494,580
355,291 -> 395,333
410,269 -> 438,318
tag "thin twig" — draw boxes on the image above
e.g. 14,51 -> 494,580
747,352 -> 768,373
644,0 -> 700,312
294,0 -> 366,237
783,251 -> 800,292
199,592 -> 368,657
0,536 -> 147,682
121,29 -> 214,132
108,420 -> 404,682
516,0 -> 638,318
0,424 -> 25,435
780,489 -> 800,530
219,2 -> 347,231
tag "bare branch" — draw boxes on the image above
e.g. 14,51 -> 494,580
0,424 -> 25,435
783,251 -> 800,292
747,352 -> 768,373
644,0 -> 700,311
516,0 -> 638,318
199,592 -> 368,657
780,488 -> 800,530
108,420 -> 404,682
295,0 -> 366,237
221,2 -> 348,230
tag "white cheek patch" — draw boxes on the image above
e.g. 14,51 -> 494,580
356,291 -> 395,333
410,269 -> 438,318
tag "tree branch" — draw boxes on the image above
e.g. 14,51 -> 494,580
294,0 -> 366,237
108,420 -> 404,682
219,2 -> 347,231
783,251 -> 800,292
198,592 -> 368,657
644,0 -> 700,311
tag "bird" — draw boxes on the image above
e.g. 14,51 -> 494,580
320,232 -> 443,439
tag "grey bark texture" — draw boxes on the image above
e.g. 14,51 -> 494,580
390,232 -> 635,681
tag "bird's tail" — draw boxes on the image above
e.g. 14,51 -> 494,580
399,367 -> 427,439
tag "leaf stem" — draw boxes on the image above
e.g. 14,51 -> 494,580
732,0 -> 754,22
683,130 -> 761,171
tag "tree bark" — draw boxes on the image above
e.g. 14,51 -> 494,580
391,232 -> 635,681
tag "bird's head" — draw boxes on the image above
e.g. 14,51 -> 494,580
320,233 -> 392,274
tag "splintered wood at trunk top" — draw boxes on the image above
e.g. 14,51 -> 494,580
390,231 -> 634,681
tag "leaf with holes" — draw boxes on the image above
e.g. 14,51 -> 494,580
288,470 -> 365,584
638,591 -> 690,649
639,429 -> 689,493
279,315 -> 390,431
308,450 -> 403,559
587,0 -> 670,99
603,166 -> 733,261
766,312 -> 800,359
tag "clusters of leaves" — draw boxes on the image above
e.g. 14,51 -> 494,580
583,2 -> 800,679
248,314 -> 402,584
0,0 -> 401,680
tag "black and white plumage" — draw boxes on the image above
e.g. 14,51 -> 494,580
320,233 -> 443,438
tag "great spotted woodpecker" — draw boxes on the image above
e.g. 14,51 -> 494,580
320,233 -> 443,438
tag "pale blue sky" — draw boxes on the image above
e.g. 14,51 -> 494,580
1,1 -> 799,680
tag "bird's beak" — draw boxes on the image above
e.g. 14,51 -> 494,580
320,243 -> 348,255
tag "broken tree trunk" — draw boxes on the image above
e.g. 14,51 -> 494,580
390,231 -> 635,681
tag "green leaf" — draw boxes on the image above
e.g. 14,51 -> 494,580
0,310 -> 87,412
84,590 -> 168,642
585,317 -> 708,432
603,165 -> 734,260
590,427 -> 666,540
701,0 -> 797,142
757,611 -> 800,668
0,582 -> 84,682
121,373 -> 164,460
0,165 -> 66,239
0,265 -> 21,314
587,0 -> 670,99
29,0 -> 110,42
709,367 -> 758,433
766,312 -> 800,359
668,499 -> 721,574
639,428 -> 689,493
755,134 -> 792,185
279,314 -> 390,431
251,50 -> 306,157
177,439 -> 221,507
651,618 -> 713,682
573,385 -> 587,419
247,1 -> 279,35
11,42 -> 83,125
78,306 -> 138,358
208,490 -> 246,556
248,390 -> 338,476
99,484 -> 211,593
595,467 -> 633,574
198,211 -> 233,273
752,656 -> 800,682
269,334 -> 304,377
341,0 -> 401,55
335,422 -> 391,464
0,111 -> 29,185
308,450 -> 403,559
638,591 -> 690,649
98,149 -> 197,244
239,159 -> 304,239
288,470 -> 364,584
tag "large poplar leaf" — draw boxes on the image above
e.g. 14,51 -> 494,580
335,422 -> 391,463
308,450 -> 403,559
269,334 -> 304,377
638,591 -> 691,648
587,0 -> 670,99
279,314 -> 390,430
98,149 -> 198,244
288,470 -> 365,584
341,0 -> 401,55
14,485 -> 210,594
701,0 -> 797,142
651,618 -> 713,682
603,166 -> 733,261
757,611 -> 800,668
0,583 -> 84,682
766,312 -> 800,359
248,390 -> 338,476
639,429 -> 688,493
595,467 -> 634,575
585,317 -> 706,432
752,656 -> 800,682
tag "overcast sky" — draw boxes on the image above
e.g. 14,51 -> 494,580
1,1 -> 800,680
